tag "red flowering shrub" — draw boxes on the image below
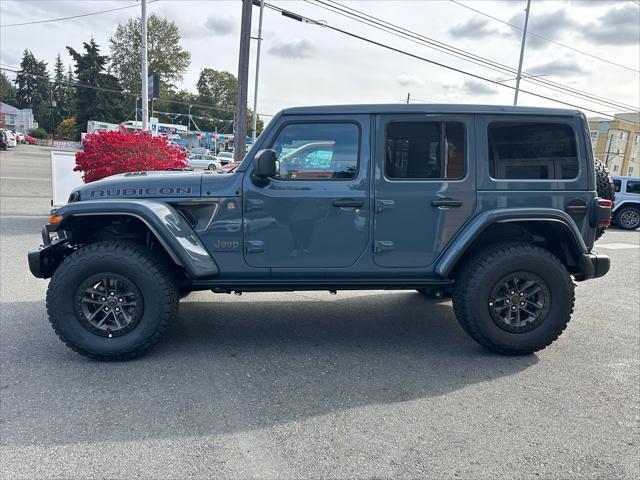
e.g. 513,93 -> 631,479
75,131 -> 188,183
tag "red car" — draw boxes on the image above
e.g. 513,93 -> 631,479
23,134 -> 37,145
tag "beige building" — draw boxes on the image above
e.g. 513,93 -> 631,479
588,112 -> 640,177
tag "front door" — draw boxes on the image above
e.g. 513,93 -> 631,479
242,116 -> 370,268
373,114 -> 476,268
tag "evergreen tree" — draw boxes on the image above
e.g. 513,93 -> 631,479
51,54 -> 76,125
15,50 -> 51,131
67,38 -> 126,137
0,71 -> 17,104
65,65 -> 77,117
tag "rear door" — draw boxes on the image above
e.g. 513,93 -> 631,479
373,114 -> 476,268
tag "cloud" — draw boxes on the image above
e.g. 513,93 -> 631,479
508,9 -> 580,49
268,38 -> 316,59
204,15 -> 236,36
527,58 -> 588,77
448,79 -> 498,96
395,74 -> 424,87
585,5 -> 640,45
449,17 -> 503,39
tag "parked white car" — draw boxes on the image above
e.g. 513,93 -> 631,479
188,154 -> 222,171
217,151 -> 234,165
3,130 -> 17,147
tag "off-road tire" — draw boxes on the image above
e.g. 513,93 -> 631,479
452,243 -> 574,355
46,241 -> 179,361
614,205 -> 640,230
594,159 -> 615,240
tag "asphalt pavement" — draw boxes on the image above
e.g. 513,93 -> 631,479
1,145 -> 639,479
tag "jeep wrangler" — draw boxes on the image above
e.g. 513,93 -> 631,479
29,105 -> 613,360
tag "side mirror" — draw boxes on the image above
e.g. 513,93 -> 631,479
252,149 -> 277,180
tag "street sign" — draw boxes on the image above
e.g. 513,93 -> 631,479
150,117 -> 159,136
148,73 -> 159,99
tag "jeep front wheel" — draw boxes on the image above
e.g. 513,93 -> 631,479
46,241 -> 179,361
452,243 -> 574,355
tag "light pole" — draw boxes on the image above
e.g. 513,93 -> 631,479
141,0 -> 149,130
234,0 -> 252,161
513,0 -> 531,106
188,104 -> 192,132
251,0 -> 264,143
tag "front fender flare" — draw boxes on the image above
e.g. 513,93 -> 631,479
435,208 -> 588,278
52,199 -> 219,278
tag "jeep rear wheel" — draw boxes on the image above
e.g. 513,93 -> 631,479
452,243 -> 574,355
46,241 -> 179,361
614,205 -> 640,230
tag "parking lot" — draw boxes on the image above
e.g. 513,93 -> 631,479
1,145 -> 638,479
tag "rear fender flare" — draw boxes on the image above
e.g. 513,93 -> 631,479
435,208 -> 588,278
52,199 -> 219,278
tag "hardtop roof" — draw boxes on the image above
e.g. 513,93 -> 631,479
281,103 -> 581,117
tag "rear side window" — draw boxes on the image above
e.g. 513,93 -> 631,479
614,179 -> 622,192
627,181 -> 640,194
488,122 -> 579,180
385,121 -> 465,179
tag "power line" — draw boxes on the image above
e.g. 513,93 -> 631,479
448,0 -> 639,73
0,66 -> 273,118
308,0 -> 638,112
264,2 -> 640,123
0,1 -> 161,28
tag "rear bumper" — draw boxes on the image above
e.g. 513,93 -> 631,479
575,253 -> 611,281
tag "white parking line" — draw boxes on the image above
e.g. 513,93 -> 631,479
0,176 -> 49,181
596,242 -> 640,250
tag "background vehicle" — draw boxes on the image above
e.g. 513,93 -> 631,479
217,151 -> 234,165
612,176 -> 640,230
28,104 -> 612,361
3,130 -> 17,148
188,154 -> 221,170
0,130 -> 7,150
23,134 -> 37,145
218,161 -> 241,173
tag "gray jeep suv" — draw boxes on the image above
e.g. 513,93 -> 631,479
28,104 -> 613,360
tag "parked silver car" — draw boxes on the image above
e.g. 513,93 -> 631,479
187,154 -> 222,171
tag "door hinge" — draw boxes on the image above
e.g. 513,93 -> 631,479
374,241 -> 395,253
245,240 -> 264,253
245,199 -> 264,212
375,199 -> 395,213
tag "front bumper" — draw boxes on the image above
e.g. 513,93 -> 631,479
575,252 -> 611,281
28,226 -> 70,279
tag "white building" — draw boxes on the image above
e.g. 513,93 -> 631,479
0,102 -> 37,132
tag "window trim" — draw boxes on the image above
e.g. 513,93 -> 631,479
266,120 -> 361,182
487,120 -> 581,182
383,120 -> 468,182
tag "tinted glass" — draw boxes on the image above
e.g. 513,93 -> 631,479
488,122 -> 578,180
627,181 -> 640,194
614,179 -> 622,192
271,123 -> 358,180
385,121 -> 465,179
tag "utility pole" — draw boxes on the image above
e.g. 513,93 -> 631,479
406,92 -> 410,104
513,0 -> 531,106
141,0 -> 149,131
251,0 -> 265,143
235,0 -> 252,161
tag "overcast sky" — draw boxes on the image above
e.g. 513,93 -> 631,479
1,0 -> 638,121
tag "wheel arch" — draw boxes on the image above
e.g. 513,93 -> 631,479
436,209 -> 588,278
50,200 -> 219,279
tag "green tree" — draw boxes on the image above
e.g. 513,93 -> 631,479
196,68 -> 237,111
52,54 -> 75,124
0,71 -> 17,104
67,38 -> 126,137
109,14 -> 190,95
15,50 -> 51,131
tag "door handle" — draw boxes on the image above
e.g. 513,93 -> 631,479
333,199 -> 364,208
431,198 -> 462,208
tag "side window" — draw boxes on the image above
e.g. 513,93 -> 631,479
385,121 -> 465,179
488,122 -> 579,180
627,181 -> 640,194
270,123 -> 358,180
613,179 -> 622,192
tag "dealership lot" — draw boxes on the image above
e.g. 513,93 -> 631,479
1,146 -> 638,479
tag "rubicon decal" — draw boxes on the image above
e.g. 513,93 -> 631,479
90,187 -> 193,197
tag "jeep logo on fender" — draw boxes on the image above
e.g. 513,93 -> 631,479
90,187 -> 192,197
